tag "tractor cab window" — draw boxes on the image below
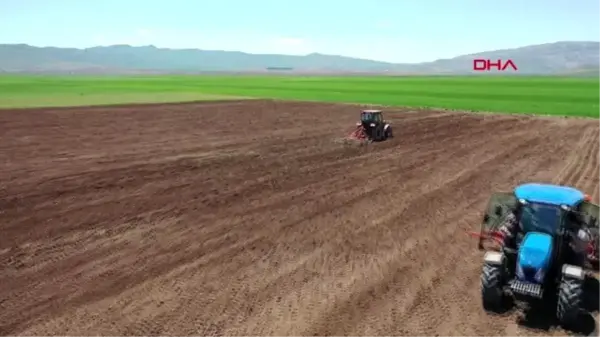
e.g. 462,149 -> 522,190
361,113 -> 381,123
519,203 -> 562,235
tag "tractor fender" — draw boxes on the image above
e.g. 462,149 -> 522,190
384,124 -> 393,139
562,264 -> 584,280
484,251 -> 505,265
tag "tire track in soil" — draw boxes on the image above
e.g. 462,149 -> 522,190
224,128 -> 535,335
573,129 -> 599,195
21,113 -> 516,336
549,126 -> 600,337
303,122 -> 570,336
159,114 -> 520,266
189,119 -> 528,276
1,107 -> 488,334
210,124 -> 556,336
0,100 -> 598,336
554,127 -> 596,188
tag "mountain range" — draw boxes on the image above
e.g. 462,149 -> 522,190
0,41 -> 598,75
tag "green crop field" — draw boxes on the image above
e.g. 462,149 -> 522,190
1,75 -> 598,117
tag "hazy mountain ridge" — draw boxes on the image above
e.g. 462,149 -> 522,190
415,41 -> 600,74
0,41 -> 598,74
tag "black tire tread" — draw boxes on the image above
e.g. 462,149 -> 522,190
374,125 -> 384,141
481,263 -> 503,311
556,277 -> 583,326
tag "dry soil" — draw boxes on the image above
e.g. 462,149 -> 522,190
0,100 -> 598,336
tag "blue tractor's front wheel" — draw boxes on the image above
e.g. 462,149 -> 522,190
481,262 -> 504,311
556,276 -> 583,327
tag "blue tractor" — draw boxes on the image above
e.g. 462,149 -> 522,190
473,183 -> 599,327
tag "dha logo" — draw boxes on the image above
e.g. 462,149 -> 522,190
473,59 -> 518,71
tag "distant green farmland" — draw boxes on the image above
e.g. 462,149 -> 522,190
1,75 -> 598,117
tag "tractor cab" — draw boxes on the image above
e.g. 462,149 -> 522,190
360,110 -> 384,125
475,183 -> 596,250
514,183 -> 584,236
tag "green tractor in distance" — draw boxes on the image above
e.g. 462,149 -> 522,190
347,110 -> 393,142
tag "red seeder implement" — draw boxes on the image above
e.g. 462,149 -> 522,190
468,230 -> 505,248
347,123 -> 368,141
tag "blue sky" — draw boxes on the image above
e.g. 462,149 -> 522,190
1,0 -> 598,63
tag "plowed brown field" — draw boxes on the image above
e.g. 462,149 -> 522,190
0,100 -> 598,336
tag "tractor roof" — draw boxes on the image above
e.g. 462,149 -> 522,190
514,183 -> 585,207
362,109 -> 382,113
